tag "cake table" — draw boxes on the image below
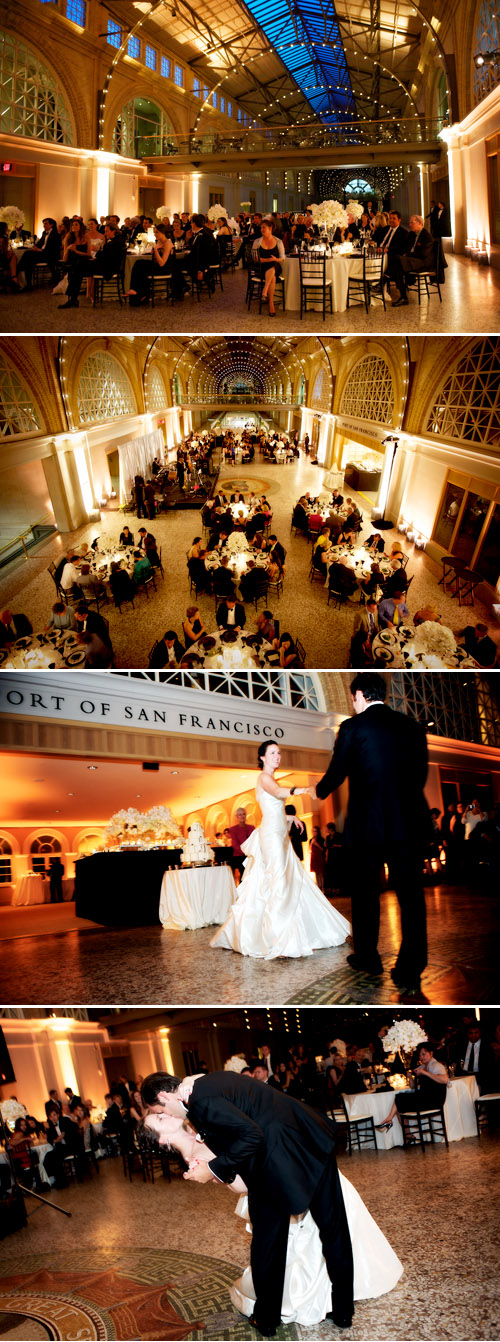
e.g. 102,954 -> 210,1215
159,865 -> 236,930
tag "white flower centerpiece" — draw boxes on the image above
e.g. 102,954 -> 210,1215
407,621 -> 457,667
383,1019 -> 428,1073
225,531 -> 249,554
156,206 -> 171,222
1,1098 -> 27,1131
208,204 -> 228,223
308,199 -> 349,247
346,199 -> 364,220
0,206 -> 25,235
104,805 -> 181,849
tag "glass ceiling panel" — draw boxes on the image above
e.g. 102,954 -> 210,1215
242,0 -> 357,121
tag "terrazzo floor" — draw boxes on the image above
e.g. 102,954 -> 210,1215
1,886 -> 497,1006
4,253 -> 500,335
0,1136 -> 499,1339
1,444 -> 496,670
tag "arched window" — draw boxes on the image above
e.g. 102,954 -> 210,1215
0,838 -> 12,884
340,355 -> 394,424
173,372 -> 181,404
0,31 -> 74,144
147,365 -> 168,411
473,0 -> 500,104
426,338 -> 500,444
310,365 -> 331,413
435,71 -> 449,130
0,352 -> 41,436
77,351 -> 136,425
297,374 -> 305,406
112,97 -> 173,157
30,834 -> 62,874
124,669 -> 323,708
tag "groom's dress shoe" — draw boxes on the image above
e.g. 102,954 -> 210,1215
391,967 -> 421,994
326,1309 -> 353,1329
248,1314 -> 278,1337
347,952 -> 383,976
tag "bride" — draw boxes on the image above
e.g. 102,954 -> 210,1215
142,1109 -> 404,1326
210,740 -> 351,959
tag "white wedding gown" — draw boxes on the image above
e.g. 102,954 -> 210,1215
230,1173 -> 404,1326
210,776 -> 350,959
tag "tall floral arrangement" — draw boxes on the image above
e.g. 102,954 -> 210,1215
308,200 -> 349,231
0,206 -> 25,233
346,199 -> 364,220
0,1099 -> 27,1130
208,204 -> 228,222
383,1019 -> 427,1072
225,531 -> 249,553
156,206 -> 171,221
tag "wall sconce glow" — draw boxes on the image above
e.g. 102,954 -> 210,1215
96,166 -> 110,221
74,447 -> 95,516
55,1040 -> 79,1096
159,1029 -> 174,1072
50,1016 -> 75,1032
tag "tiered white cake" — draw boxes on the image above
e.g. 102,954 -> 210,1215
181,822 -> 215,867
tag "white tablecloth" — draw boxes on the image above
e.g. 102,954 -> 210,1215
372,626 -> 478,670
283,253 -> 385,313
12,875 -> 49,906
0,1142 -> 52,1184
344,1076 -> 479,1147
159,864 -> 235,930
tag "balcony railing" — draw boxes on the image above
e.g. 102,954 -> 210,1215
0,517 -> 57,570
174,394 -> 298,405
140,117 -> 448,159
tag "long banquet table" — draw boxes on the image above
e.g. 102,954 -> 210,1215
344,1075 -> 479,1148
159,865 -> 235,930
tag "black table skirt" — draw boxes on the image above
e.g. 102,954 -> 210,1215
75,848 -> 231,925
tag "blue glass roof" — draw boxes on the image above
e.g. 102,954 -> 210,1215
242,0 -> 357,123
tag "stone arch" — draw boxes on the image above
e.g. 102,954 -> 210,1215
0,829 -> 20,856
0,346 -> 44,438
74,828 -> 105,854
104,82 -> 183,155
335,340 -> 401,429
22,828 -> 69,857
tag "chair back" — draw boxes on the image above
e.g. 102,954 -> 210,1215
295,637 -> 306,665
363,247 -> 384,282
299,253 -> 326,286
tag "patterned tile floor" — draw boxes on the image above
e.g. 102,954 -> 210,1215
0,445 -> 496,670
4,253 -> 500,335
0,1138 -> 499,1339
0,886 -> 497,1006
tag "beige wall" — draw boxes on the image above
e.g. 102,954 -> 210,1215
0,459 -> 54,542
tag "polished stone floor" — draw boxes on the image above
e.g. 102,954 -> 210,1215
0,886 -> 497,1006
0,442 -> 496,670
4,253 -> 500,335
0,1135 -> 498,1339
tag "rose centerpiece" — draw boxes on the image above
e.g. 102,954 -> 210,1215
208,204 -> 228,223
0,206 -> 25,235
225,531 -> 250,554
1,1099 -> 27,1131
383,1019 -> 428,1073
407,621 -> 457,667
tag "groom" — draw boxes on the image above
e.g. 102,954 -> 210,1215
315,671 -> 431,990
141,1069 -> 354,1336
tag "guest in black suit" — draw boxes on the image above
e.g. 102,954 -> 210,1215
212,556 -> 237,599
388,215 -> 435,304
315,671 -> 431,988
149,631 -> 185,668
460,622 -> 497,667
0,608 -> 33,647
186,214 -> 218,286
240,562 -> 268,603
141,1069 -> 354,1335
17,218 -> 60,288
429,202 -> 450,238
216,598 -> 246,631
60,224 -> 124,309
366,532 -> 385,554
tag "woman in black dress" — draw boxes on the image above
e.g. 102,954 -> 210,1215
125,224 -> 174,304
254,218 -> 285,315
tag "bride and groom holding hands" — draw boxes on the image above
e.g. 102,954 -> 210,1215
140,1067 -> 403,1337
211,672 -> 431,993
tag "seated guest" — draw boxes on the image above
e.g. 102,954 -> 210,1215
17,218 -> 60,288
255,609 -> 276,642
185,213 -> 219,288
46,601 -> 76,631
133,548 -> 152,585
375,1042 -> 448,1133
366,532 -> 385,554
212,555 -> 236,598
353,599 -> 379,641
378,590 -> 409,628
43,1105 -> 67,1188
459,622 -> 497,667
328,560 -> 357,599
337,524 -> 355,546
216,597 -> 246,631
61,1101 -> 86,1179
387,214 -> 435,305
59,223 -> 124,310
331,488 -> 344,510
268,536 -> 285,570
80,630 -> 112,668
109,563 -> 135,606
74,602 -> 113,653
274,632 -> 301,668
413,605 -> 441,626
372,209 -> 408,270
183,607 -> 206,646
59,555 -> 82,593
188,549 -> 211,592
187,535 -> 204,560
119,525 -> 135,546
0,607 -> 33,646
312,526 -> 331,569
339,1044 -> 367,1094
383,561 -> 409,598
360,561 -> 385,602
390,541 -> 405,560
149,630 -> 185,668
246,510 -> 267,541
292,501 -> 308,531
240,561 -> 268,603
349,626 -> 373,667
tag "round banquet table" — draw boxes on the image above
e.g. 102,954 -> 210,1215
125,247 -> 188,292
344,1075 -> 479,1148
159,863 -> 235,930
324,544 -> 392,589
85,546 -> 135,584
205,545 -> 270,580
184,630 -> 280,670
12,874 -> 50,906
0,1142 -> 52,1185
0,628 -> 86,670
282,251 -> 386,313
372,625 -> 478,669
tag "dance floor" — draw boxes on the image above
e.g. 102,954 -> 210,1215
4,253 -> 500,336
0,1137 -> 498,1340
0,443 -> 496,670
0,886 -> 497,1007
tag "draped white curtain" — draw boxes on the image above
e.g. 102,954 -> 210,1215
118,429 -> 165,502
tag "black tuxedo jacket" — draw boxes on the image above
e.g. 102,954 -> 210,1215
216,600 -> 246,629
373,224 -> 408,254
316,703 -> 431,848
187,1071 -> 336,1214
405,226 -> 434,267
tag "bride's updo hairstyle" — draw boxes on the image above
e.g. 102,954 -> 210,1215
257,739 -> 280,769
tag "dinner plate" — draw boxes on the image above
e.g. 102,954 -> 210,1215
374,645 -> 394,664
14,636 -> 31,649
378,630 -> 394,645
64,649 -> 86,666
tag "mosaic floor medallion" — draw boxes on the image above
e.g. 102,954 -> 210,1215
0,1251 -> 300,1342
217,477 -> 277,497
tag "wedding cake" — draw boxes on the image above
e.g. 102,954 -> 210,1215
181,822 -> 215,867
